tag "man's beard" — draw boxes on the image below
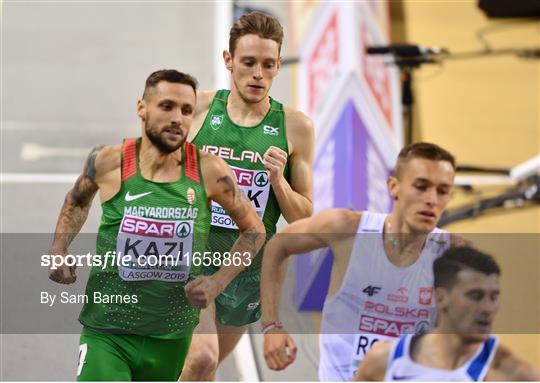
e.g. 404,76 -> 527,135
145,120 -> 185,154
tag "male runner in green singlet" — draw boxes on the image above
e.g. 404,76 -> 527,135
181,12 -> 315,380
48,70 -> 265,381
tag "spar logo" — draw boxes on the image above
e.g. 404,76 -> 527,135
232,168 -> 268,188
358,314 -> 415,337
210,165 -> 271,230
231,168 -> 269,208
254,172 -> 268,187
120,216 -> 176,238
175,222 -> 191,238
414,320 -> 430,333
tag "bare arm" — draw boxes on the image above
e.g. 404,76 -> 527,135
260,213 -> 327,326
260,208 -> 359,370
207,158 -> 266,290
353,341 -> 392,381
491,344 -> 540,381
194,90 -> 216,117
50,145 -> 103,252
48,145 -> 103,283
260,212 -> 329,371
185,154 -> 266,308
260,208 -> 355,326
265,109 -> 314,223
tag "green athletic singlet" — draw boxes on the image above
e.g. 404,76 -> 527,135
192,90 -> 289,326
77,138 -> 210,380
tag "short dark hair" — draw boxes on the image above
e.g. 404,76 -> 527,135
394,142 -> 456,178
229,12 -> 284,55
434,246 -> 501,290
142,69 -> 198,99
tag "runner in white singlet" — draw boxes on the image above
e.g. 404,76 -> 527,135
356,246 -> 539,382
260,142 -> 463,380
318,211 -> 450,380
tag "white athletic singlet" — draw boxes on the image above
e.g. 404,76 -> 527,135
384,334 -> 499,381
318,212 -> 451,381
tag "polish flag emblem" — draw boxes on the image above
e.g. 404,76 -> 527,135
419,287 -> 433,305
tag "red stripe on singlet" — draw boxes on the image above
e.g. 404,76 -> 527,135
184,142 -> 200,184
121,138 -> 137,181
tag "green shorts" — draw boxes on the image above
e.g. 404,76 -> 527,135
206,268 -> 261,327
77,328 -> 191,381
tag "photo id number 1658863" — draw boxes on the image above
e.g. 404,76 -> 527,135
189,252 -> 252,267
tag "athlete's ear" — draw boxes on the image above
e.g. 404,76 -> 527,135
387,176 -> 399,201
277,56 -> 282,71
136,99 -> 146,121
223,50 -> 233,72
435,287 -> 449,311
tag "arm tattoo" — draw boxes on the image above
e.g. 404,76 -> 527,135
242,227 -> 260,248
52,177 -> 98,250
231,226 -> 261,263
51,147 -> 101,250
85,144 -> 104,181
217,175 -> 250,220
217,175 -> 237,201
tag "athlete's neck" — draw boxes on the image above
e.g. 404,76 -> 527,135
383,213 -> 427,266
416,333 -> 482,370
227,87 -> 271,126
139,138 -> 182,180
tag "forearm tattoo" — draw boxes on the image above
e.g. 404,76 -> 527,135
231,226 -> 262,263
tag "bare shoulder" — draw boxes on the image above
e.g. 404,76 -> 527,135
96,144 -> 121,164
449,233 -> 473,247
195,90 -> 217,116
88,144 -> 120,181
198,150 -> 229,180
283,107 -> 314,157
284,107 -> 314,134
354,341 -> 392,381
320,208 -> 361,233
284,208 -> 361,234
490,342 -> 539,381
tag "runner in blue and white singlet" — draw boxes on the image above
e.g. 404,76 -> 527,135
354,246 -> 539,382
385,334 -> 498,381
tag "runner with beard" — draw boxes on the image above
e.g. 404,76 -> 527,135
48,70 -> 265,381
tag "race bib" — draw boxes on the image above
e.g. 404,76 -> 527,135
350,314 -> 431,377
116,215 -> 193,282
350,333 -> 393,378
211,166 -> 270,229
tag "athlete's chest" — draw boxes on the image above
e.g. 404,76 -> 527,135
194,104 -> 287,157
345,253 -> 437,337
